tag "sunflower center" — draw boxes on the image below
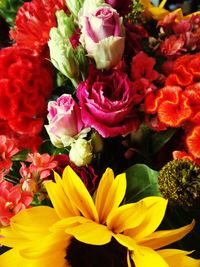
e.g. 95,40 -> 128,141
65,237 -> 135,267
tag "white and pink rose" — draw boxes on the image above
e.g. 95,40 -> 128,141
45,94 -> 86,147
79,4 -> 125,69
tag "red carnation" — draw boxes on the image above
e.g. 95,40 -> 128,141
0,46 -> 53,148
10,0 -> 68,53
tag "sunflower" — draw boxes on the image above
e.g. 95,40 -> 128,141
0,166 -> 199,267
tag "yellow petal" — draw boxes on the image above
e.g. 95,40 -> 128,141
95,168 -> 126,224
54,171 -> 80,216
159,0 -> 168,8
139,220 -> 195,250
126,197 -> 168,241
20,231 -> 70,259
7,206 -> 59,241
0,247 -> 69,267
0,248 -> 25,267
64,219 -> 112,245
50,216 -> 91,232
0,227 -> 29,248
113,233 -> 137,250
157,249 -> 200,267
127,251 -> 132,267
62,166 -> 98,222
45,176 -> 79,219
107,201 -> 146,233
50,215 -> 112,245
131,246 -> 169,267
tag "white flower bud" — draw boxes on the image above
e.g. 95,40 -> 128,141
69,139 -> 93,167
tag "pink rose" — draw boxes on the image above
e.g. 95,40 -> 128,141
79,5 -> 125,69
45,94 -> 84,147
77,68 -> 139,137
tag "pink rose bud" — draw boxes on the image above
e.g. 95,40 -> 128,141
79,5 -> 125,69
45,94 -> 84,147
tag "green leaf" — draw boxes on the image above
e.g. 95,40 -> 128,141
0,0 -> 26,26
150,128 -> 178,154
12,149 -> 30,161
125,164 -> 161,203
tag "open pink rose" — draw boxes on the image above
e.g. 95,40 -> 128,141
45,94 -> 84,147
77,68 -> 139,137
79,5 -> 125,69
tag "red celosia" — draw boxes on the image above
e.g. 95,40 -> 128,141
157,88 -> 192,127
0,46 -> 53,146
186,126 -> 200,158
173,150 -> 200,165
10,0 -> 68,53
0,180 -> 33,226
0,135 -> 19,182
145,86 -> 192,127
166,53 -> 200,87
183,83 -> 200,124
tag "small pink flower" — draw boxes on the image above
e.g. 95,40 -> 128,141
0,135 -> 19,181
0,180 -> 32,226
45,94 -> 84,147
20,153 -> 58,194
160,35 -> 185,56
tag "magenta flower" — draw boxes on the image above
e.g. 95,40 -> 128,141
77,68 -> 139,137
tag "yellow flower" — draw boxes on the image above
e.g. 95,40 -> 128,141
140,0 -> 200,21
0,166 -> 199,267
140,0 -> 170,20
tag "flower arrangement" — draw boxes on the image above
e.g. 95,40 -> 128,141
1,0 -> 200,266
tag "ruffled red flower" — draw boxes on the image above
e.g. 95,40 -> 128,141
186,126 -> 200,158
157,86 -> 192,127
10,0 -> 68,53
183,83 -> 200,124
166,53 -> 200,87
173,150 -> 200,165
0,46 -> 53,145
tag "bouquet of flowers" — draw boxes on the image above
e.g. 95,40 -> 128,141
1,0 -> 200,266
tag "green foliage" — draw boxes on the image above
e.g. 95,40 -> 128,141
150,128 -> 178,154
125,163 -> 161,203
0,0 -> 26,26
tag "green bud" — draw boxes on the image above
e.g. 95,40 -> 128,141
76,45 -> 88,80
66,0 -> 85,19
56,10 -> 75,38
158,159 -> 200,207
91,132 -> 104,153
48,11 -> 81,87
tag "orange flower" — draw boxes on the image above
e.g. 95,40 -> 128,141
186,126 -> 200,158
